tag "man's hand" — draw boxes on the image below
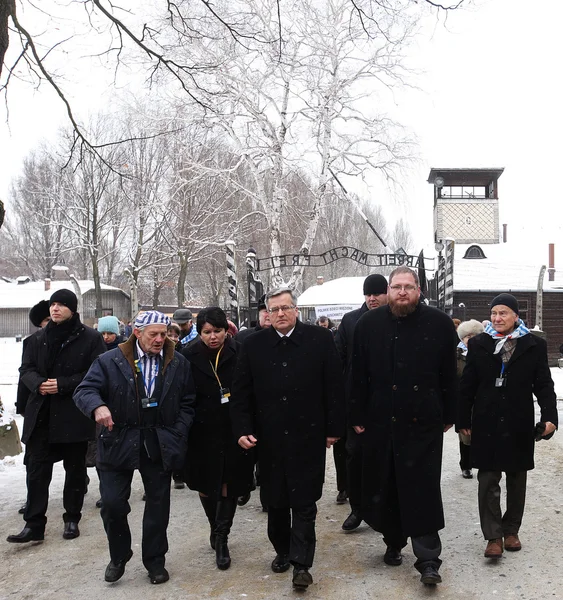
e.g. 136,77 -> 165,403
94,406 -> 114,431
353,425 -> 365,434
39,379 -> 58,395
443,424 -> 453,433
326,437 -> 340,448
238,434 -> 257,450
459,428 -> 471,436
543,421 -> 557,437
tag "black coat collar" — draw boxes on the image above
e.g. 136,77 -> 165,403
185,337 -> 237,376
473,331 -> 537,365
268,319 -> 304,347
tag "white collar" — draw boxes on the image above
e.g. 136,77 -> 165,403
276,327 -> 295,338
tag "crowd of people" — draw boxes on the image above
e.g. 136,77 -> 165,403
7,267 -> 558,591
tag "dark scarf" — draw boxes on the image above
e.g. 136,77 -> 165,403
44,313 -> 80,372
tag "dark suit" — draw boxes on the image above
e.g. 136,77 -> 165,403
334,302 -> 369,508
231,321 -> 345,567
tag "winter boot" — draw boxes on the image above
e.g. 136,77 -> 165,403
214,496 -> 237,570
199,495 -> 217,550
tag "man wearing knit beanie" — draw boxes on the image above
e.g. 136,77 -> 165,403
8,288 -> 106,545
334,274 -> 388,532
459,292 -> 557,560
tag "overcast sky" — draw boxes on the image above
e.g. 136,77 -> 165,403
1,0 -> 562,265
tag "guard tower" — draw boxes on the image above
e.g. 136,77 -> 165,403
427,168 -> 504,244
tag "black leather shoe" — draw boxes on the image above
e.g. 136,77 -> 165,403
7,527 -> 44,543
105,549 -> 133,582
96,499 -> 103,509
18,502 -> 28,515
420,565 -> 442,585
271,554 -> 291,573
63,522 -> 80,539
342,510 -> 362,531
336,490 -> 348,504
292,566 -> 313,588
461,469 -> 473,479
384,546 -> 403,566
148,566 -> 169,584
237,493 -> 251,506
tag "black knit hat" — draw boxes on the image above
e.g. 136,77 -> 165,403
363,274 -> 388,296
49,289 -> 78,313
490,293 -> 519,315
29,300 -> 50,328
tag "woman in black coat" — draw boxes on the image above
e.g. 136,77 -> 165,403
459,294 -> 557,558
182,307 -> 254,571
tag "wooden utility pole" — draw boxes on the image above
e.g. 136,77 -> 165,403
535,265 -> 546,330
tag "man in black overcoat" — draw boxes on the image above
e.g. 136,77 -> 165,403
350,267 -> 458,586
231,287 -> 345,590
8,289 -> 106,544
334,273 -> 388,531
73,310 -> 196,585
458,293 -> 557,559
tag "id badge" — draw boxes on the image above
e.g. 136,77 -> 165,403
141,397 -> 158,409
495,378 -> 505,388
220,387 -> 231,404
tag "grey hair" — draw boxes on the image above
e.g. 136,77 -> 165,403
266,287 -> 298,306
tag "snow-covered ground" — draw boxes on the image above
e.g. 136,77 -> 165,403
2,337 -> 563,599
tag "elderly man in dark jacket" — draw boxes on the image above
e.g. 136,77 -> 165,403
459,293 -> 557,559
231,287 -> 345,590
74,310 -> 195,585
8,290 -> 106,544
334,273 -> 388,531
350,267 -> 458,586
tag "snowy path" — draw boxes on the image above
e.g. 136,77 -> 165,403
1,337 -> 563,599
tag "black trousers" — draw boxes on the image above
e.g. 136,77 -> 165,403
24,427 -> 87,531
99,448 -> 172,570
477,470 -> 527,540
459,441 -> 472,471
345,427 -> 363,510
267,503 -> 317,568
379,454 -> 442,573
332,436 -> 348,493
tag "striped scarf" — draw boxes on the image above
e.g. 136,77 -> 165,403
484,319 -> 530,354
180,326 -> 198,346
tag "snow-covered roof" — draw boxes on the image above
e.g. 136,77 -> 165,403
298,277 -> 367,307
0,280 -> 128,309
453,242 -> 563,293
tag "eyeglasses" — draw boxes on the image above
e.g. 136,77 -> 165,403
267,305 -> 296,314
389,284 -> 418,292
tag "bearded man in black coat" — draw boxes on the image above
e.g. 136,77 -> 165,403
350,267 -> 458,586
8,289 -> 106,544
231,287 -> 345,590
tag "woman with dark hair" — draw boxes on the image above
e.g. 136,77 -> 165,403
182,307 -> 254,571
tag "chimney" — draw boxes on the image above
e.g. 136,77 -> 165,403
548,243 -> 555,282
502,224 -> 507,243
44,278 -> 51,291
316,276 -> 324,285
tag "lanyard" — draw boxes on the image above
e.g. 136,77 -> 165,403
209,346 -> 224,388
500,362 -> 505,378
135,356 -> 159,396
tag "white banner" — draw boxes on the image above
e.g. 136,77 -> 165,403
314,305 -> 361,320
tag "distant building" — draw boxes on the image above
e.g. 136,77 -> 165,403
428,167 -> 563,364
0,278 -> 131,337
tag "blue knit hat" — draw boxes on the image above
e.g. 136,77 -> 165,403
134,310 -> 171,329
98,316 -> 120,335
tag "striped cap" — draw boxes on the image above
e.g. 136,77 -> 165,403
134,310 -> 171,329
